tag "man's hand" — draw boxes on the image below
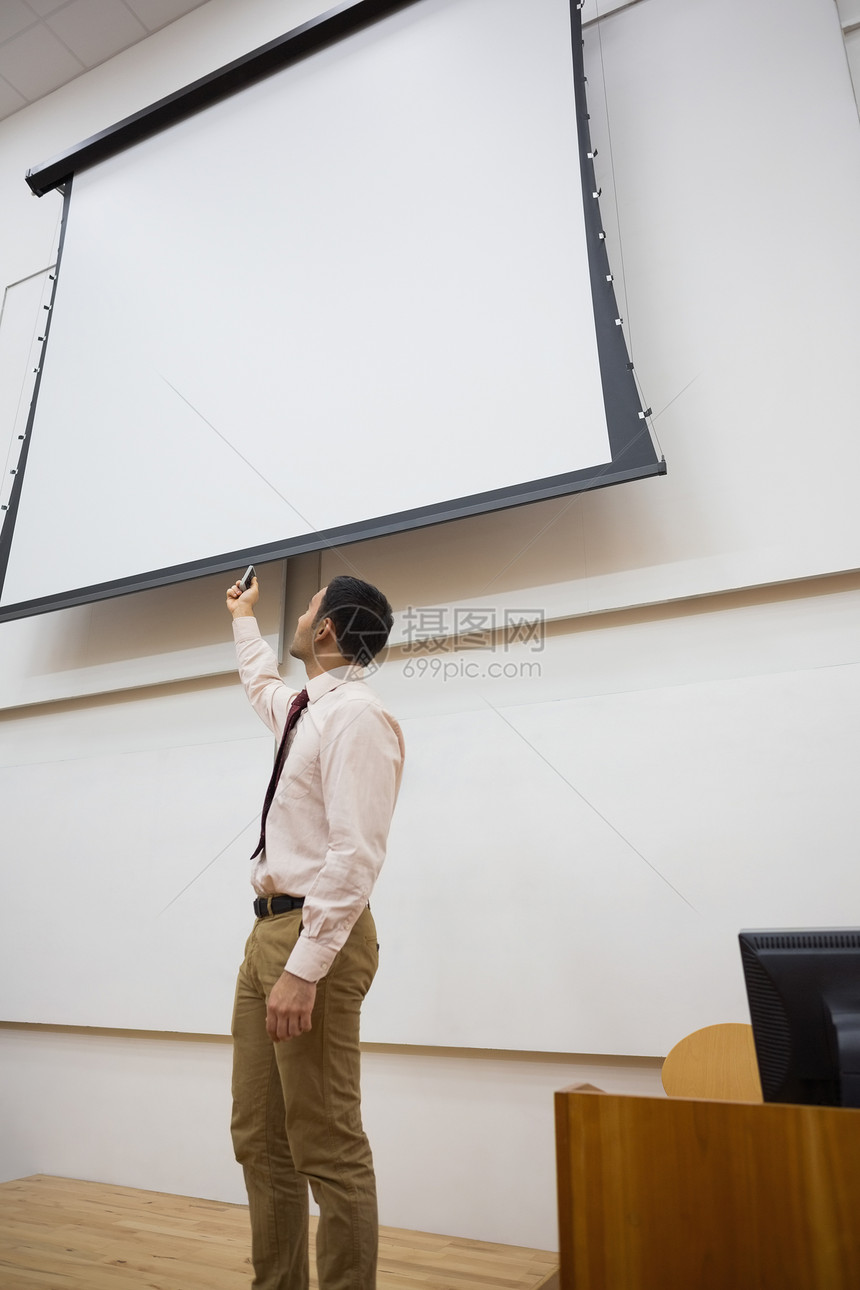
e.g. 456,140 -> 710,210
226,575 -> 259,618
266,971 -> 317,1041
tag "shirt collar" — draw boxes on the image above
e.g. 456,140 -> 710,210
306,663 -> 365,703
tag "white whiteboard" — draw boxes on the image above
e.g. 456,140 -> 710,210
0,579 -> 857,1051
363,583 -> 860,1053
0,683 -> 268,1034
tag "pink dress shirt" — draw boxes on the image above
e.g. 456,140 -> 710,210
233,616 -> 404,982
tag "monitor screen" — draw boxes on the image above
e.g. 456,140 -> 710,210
739,928 -> 860,1108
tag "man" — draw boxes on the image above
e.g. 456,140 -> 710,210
226,571 -> 404,1290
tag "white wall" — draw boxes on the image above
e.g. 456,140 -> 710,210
0,1024 -> 662,1249
1,0 -> 859,1252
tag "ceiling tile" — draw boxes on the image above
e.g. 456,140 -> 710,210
47,0 -> 147,68
0,75 -> 27,120
24,0 -> 71,16
0,0 -> 36,43
125,0 -> 209,36
0,23 -> 84,100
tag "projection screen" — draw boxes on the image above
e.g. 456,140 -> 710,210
0,0 -> 663,621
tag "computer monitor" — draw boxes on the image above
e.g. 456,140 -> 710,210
739,928 -> 860,1108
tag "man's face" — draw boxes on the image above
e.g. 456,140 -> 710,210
289,586 -> 328,664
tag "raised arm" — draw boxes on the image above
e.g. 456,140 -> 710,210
227,574 -> 293,737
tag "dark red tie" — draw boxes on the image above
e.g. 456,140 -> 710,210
251,687 -> 309,859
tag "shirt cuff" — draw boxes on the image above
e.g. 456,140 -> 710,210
285,935 -> 336,984
232,616 -> 262,642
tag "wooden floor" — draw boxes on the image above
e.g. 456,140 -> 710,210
0,1176 -> 559,1290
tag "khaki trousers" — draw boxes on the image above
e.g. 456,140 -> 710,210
231,906 -> 379,1290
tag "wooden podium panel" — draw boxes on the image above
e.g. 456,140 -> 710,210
555,1087 -> 860,1290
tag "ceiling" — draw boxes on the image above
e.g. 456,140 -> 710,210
0,0 -> 209,124
0,0 -> 857,128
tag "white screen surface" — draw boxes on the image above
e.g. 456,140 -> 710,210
1,0 -> 616,611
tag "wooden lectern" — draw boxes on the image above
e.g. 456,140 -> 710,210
555,1085 -> 860,1290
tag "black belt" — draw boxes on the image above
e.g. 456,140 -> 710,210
253,894 -> 305,918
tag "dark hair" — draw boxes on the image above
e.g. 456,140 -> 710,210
314,575 -> 394,667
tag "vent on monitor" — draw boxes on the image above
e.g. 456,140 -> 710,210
748,931 -> 860,952
739,942 -> 792,1097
